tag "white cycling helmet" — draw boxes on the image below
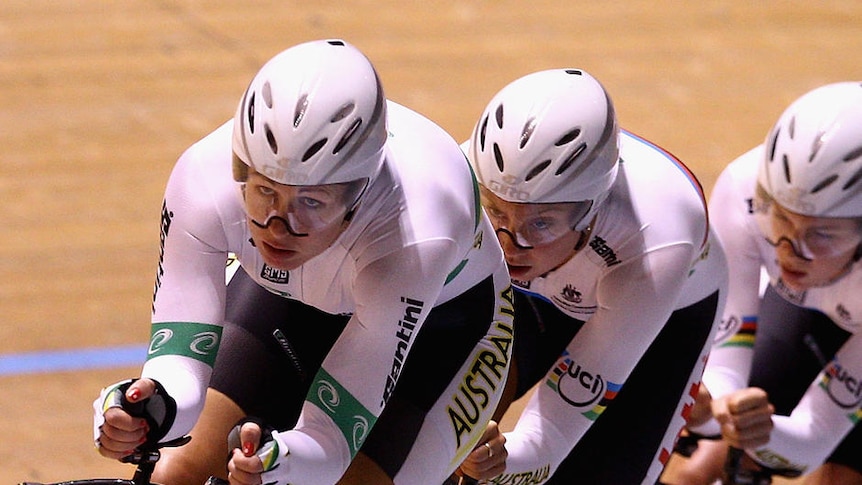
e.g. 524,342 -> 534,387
759,81 -> 862,218
232,39 -> 388,186
465,69 -> 620,230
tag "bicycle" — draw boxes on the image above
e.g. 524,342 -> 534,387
18,385 -> 480,485
16,436 -> 207,485
672,431 -> 802,485
18,442 -> 478,485
15,389 -> 220,485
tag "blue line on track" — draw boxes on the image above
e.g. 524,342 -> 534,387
0,344 -> 147,376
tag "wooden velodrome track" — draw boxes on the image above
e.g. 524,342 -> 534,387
3,1 -> 862,483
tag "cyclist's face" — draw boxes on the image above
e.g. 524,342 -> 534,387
480,188 -> 588,281
762,202 -> 862,290
244,170 -> 359,270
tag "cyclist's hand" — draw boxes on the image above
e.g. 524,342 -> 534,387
228,421 -> 264,485
711,387 -> 774,449
456,420 -> 507,481
93,378 -> 157,459
687,382 -> 714,428
227,418 -> 289,485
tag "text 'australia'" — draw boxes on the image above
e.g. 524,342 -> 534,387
448,286 -> 515,447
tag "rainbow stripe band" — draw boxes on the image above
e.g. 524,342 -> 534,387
720,316 -> 757,349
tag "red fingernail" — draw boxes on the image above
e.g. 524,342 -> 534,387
242,441 -> 255,456
128,388 -> 141,401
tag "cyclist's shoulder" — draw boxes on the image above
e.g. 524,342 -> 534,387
716,145 -> 763,190
384,102 -> 474,191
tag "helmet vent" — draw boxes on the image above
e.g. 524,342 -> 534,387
302,138 -> 328,162
294,94 -> 309,128
333,119 -> 362,154
493,143 -> 504,172
839,143 -> 862,192
556,143 -> 587,176
479,115 -> 489,150
810,174 -> 838,194
843,145 -> 862,162
525,160 -> 551,181
843,167 -> 862,191
495,104 -> 504,129
247,92 -> 256,134
788,116 -> 796,139
564,69 -> 583,76
331,103 -> 355,122
810,133 -> 824,162
556,127 -> 581,147
262,82 -> 273,108
264,124 -> 278,154
782,154 -> 792,183
520,118 -> 536,149
767,127 -> 780,162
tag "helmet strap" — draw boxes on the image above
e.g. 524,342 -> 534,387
541,219 -> 596,278
343,206 -> 358,224
573,217 -> 595,251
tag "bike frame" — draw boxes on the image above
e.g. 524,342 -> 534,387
18,449 -> 160,485
18,448 -> 477,485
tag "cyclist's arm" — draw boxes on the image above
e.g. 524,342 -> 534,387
692,154 -> 764,435
502,243 -> 696,479
747,333 -> 862,475
258,239 -> 459,485
142,138 -> 235,442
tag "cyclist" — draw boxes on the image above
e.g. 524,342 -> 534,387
462,68 -> 728,484
92,39 -> 514,485
670,82 -> 862,484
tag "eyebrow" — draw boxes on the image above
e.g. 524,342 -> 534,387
778,209 -> 857,231
297,185 -> 345,197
